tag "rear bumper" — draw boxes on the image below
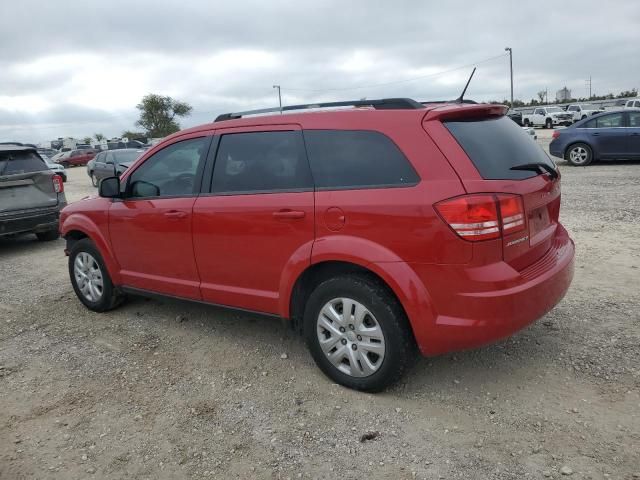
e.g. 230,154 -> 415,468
0,206 -> 64,237
410,225 -> 575,356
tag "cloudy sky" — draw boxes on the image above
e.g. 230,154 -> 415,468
1,0 -> 639,143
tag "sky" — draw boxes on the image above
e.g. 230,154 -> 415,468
1,0 -> 639,144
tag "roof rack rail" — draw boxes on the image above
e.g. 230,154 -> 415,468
214,97 -> 424,122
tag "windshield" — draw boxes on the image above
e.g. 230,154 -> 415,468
113,150 -> 142,164
546,107 -> 563,113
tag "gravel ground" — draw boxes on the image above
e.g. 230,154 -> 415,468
1,134 -> 639,479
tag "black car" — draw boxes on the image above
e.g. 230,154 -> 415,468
88,149 -> 144,186
507,110 -> 523,126
0,145 -> 67,240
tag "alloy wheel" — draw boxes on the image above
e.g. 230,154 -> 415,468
569,146 -> 589,165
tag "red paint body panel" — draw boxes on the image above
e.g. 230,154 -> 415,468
61,103 -> 575,358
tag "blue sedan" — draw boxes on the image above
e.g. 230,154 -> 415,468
549,110 -> 640,166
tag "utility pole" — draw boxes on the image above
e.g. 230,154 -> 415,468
585,76 -> 592,98
545,87 -> 548,105
504,47 -> 513,107
273,85 -> 282,114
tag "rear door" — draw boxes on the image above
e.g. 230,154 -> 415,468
192,125 -> 314,314
425,113 -> 561,271
0,149 -> 58,214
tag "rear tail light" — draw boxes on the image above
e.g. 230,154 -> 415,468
435,194 -> 525,242
52,174 -> 64,193
552,130 -> 560,139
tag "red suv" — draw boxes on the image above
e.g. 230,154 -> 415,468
56,149 -> 97,167
60,98 -> 574,391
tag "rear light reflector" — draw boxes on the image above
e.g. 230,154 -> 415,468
52,174 -> 64,193
435,193 -> 525,241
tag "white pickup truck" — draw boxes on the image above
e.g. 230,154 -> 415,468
522,107 -> 573,128
624,99 -> 640,109
565,104 -> 603,122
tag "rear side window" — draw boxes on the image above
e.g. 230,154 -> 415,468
0,150 -> 47,175
303,130 -> 419,190
212,131 -> 312,194
444,116 -> 555,180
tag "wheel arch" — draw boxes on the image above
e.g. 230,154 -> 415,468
286,258 -> 436,355
61,214 -> 122,284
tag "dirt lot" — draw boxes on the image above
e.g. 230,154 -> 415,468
1,133 -> 639,479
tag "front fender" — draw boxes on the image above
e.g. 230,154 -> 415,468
60,212 -> 122,285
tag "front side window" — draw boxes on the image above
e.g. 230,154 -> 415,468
568,106 -> 578,112
127,137 -> 208,198
211,131 -> 312,194
596,113 -> 623,128
303,130 -> 419,190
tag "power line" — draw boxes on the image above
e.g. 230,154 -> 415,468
281,53 -> 509,93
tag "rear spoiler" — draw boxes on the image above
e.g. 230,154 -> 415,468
423,104 -> 508,122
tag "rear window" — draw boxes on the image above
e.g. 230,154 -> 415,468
0,150 -> 47,175
444,116 -> 555,180
303,130 -> 419,190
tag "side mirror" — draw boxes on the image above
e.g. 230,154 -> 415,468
130,180 -> 160,198
99,176 -> 121,198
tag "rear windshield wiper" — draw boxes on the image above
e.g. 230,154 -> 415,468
510,162 -> 558,180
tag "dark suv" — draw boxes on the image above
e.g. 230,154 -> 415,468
60,98 -> 574,391
1,145 -> 66,241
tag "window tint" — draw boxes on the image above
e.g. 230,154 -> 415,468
568,106 -> 577,111
629,112 -> 640,127
596,113 -> 623,128
127,137 -> 208,198
113,150 -> 142,164
0,150 -> 47,175
583,119 -> 597,128
303,130 -> 419,189
211,131 -> 312,194
444,116 -> 555,180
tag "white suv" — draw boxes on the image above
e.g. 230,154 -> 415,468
624,99 -> 640,110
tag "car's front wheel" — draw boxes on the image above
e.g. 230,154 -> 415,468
303,274 -> 414,392
69,238 -> 124,312
545,118 -> 553,129
90,172 -> 98,187
566,143 -> 593,166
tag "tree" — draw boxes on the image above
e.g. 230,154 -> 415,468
94,133 -> 105,142
82,136 -> 93,145
135,94 -> 192,138
537,91 -> 546,103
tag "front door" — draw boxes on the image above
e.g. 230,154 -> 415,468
192,127 -> 314,314
109,136 -> 211,299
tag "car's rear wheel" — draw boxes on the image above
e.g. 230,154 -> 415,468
69,238 -> 124,312
566,143 -> 593,166
36,230 -> 60,242
303,274 -> 414,392
523,119 -> 530,127
545,118 -> 553,129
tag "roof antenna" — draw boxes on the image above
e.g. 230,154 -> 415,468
455,67 -> 476,103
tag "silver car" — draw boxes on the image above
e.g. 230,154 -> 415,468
0,145 -> 67,240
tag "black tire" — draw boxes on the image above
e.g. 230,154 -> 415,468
68,238 -> 124,312
523,119 -> 530,127
545,118 -> 553,129
90,172 -> 98,187
565,142 -> 593,166
61,161 -> 70,168
35,229 -> 60,242
581,115 -> 587,120
303,274 -> 415,392
60,174 -> 67,183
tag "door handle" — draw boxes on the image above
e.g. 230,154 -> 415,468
591,132 -> 600,136
165,210 -> 188,219
272,209 -> 305,220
